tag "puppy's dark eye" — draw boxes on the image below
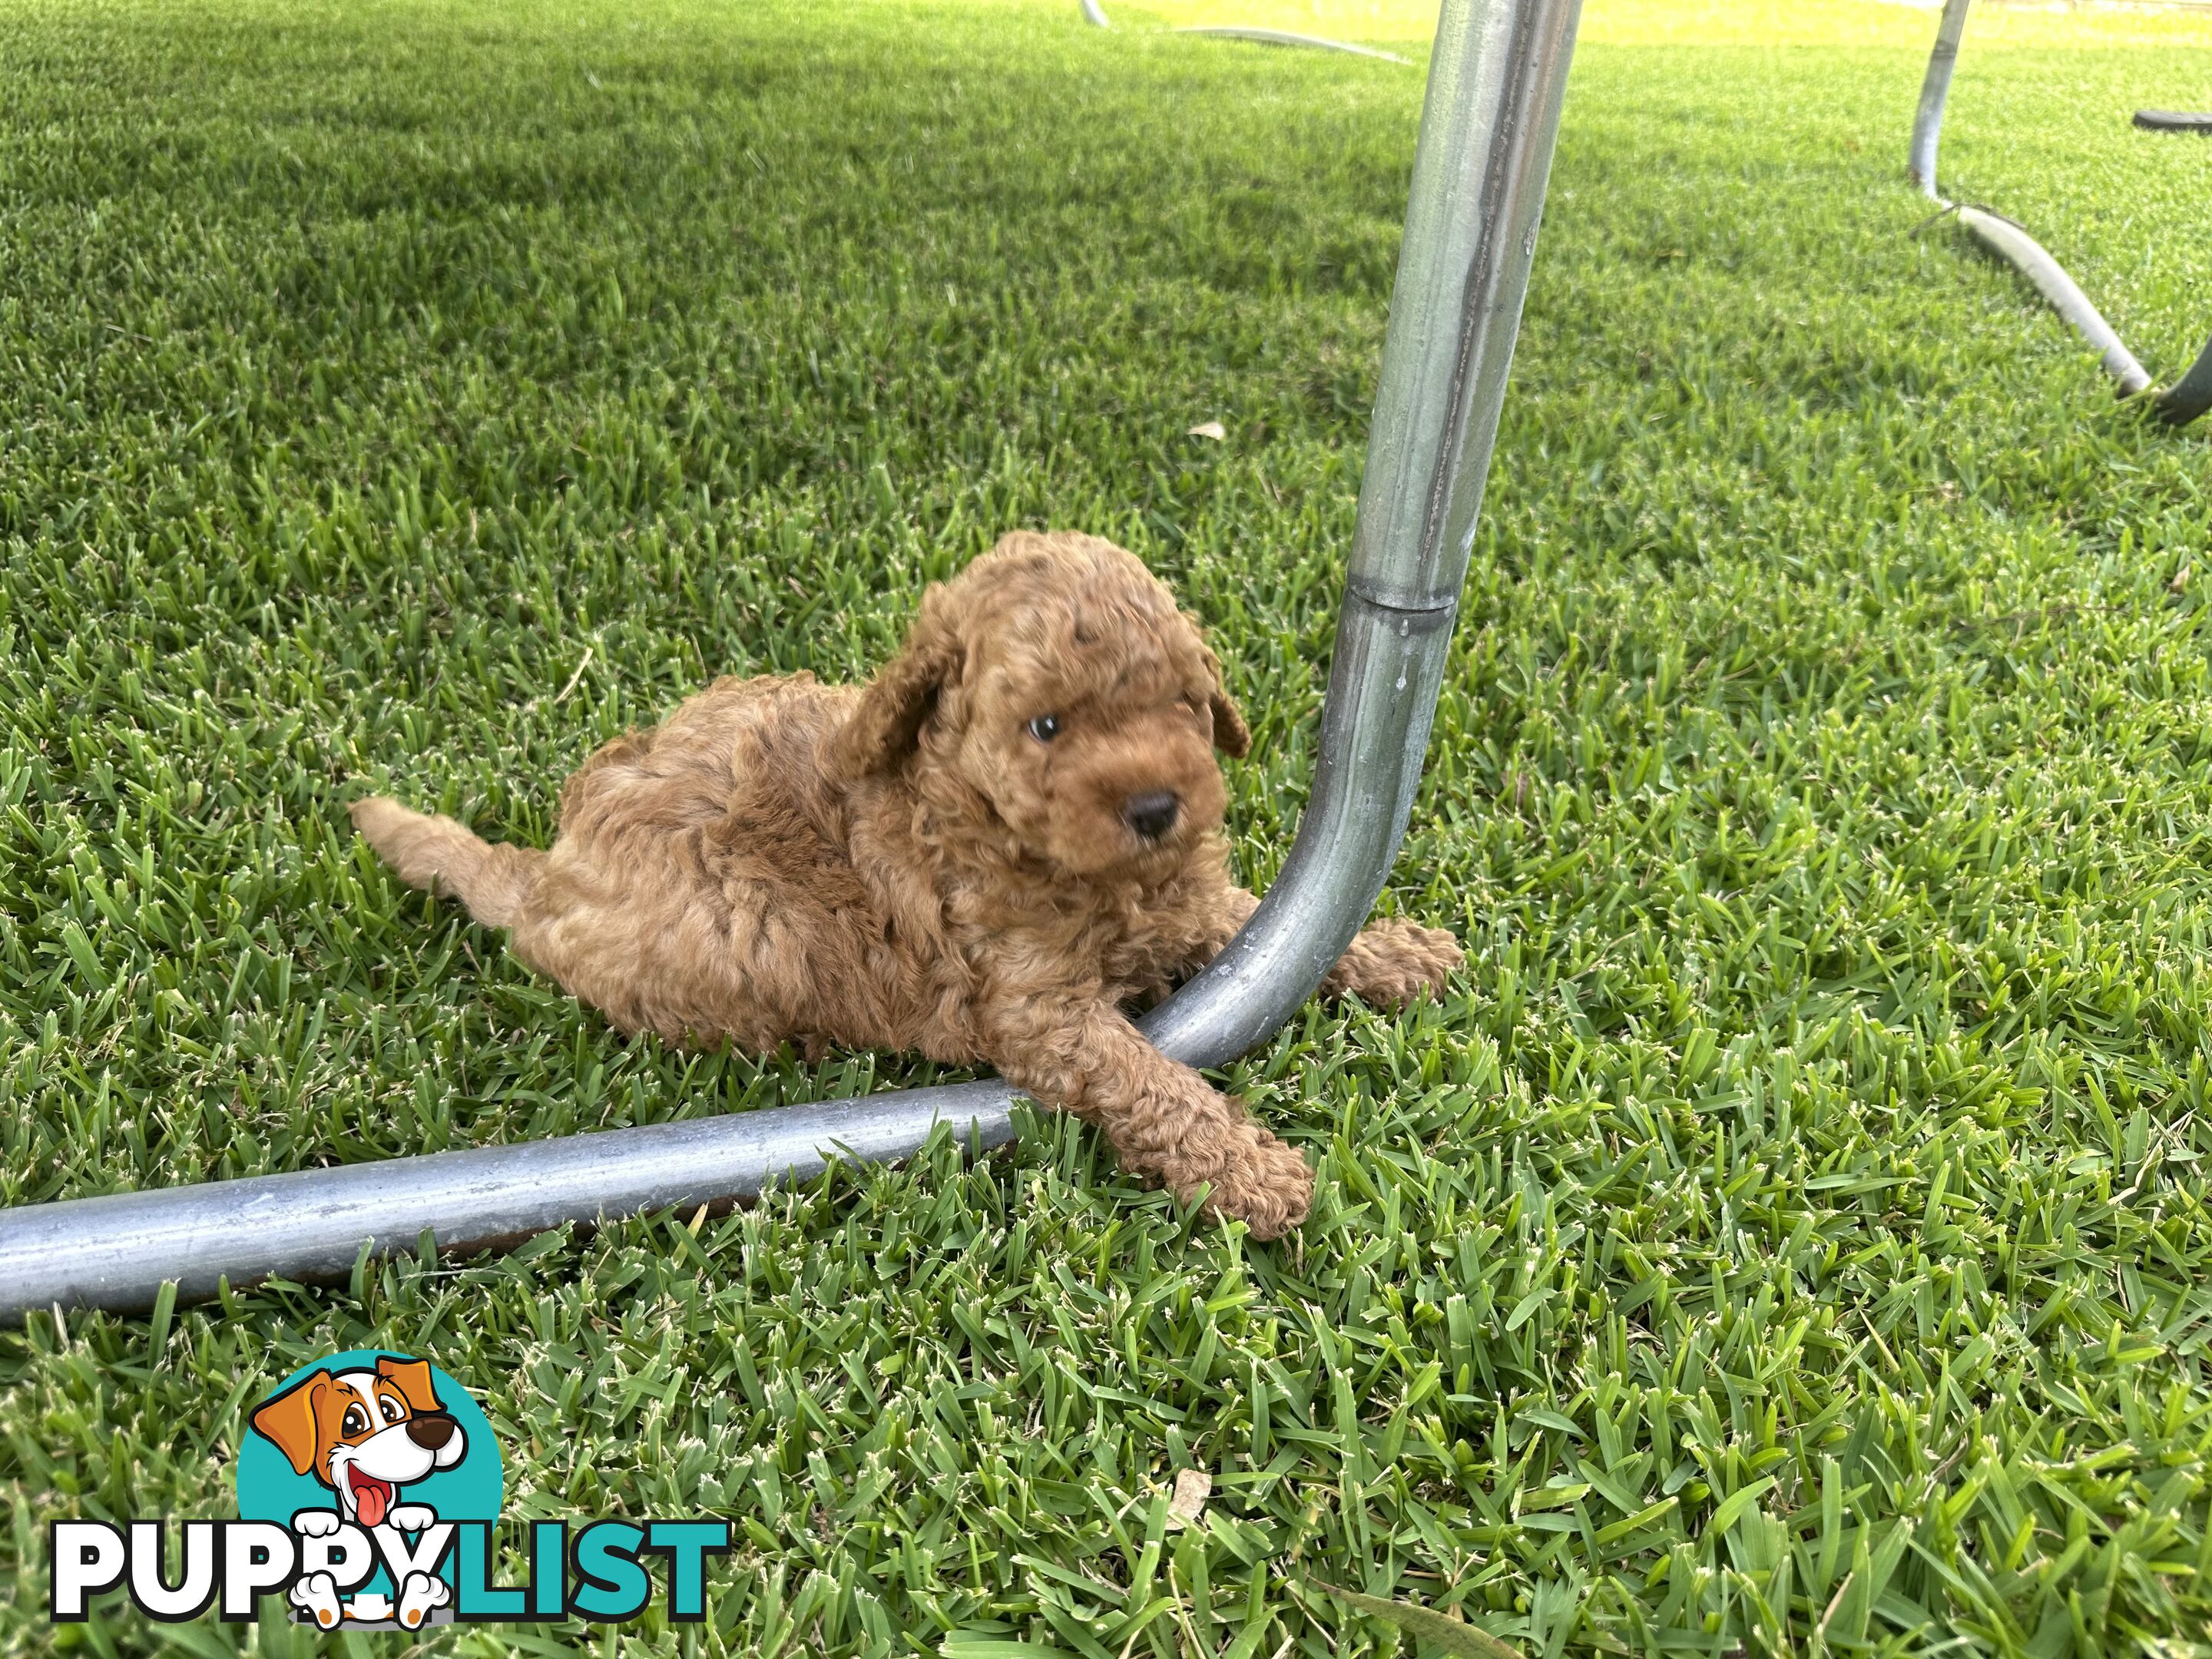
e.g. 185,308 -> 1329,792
1027,714 -> 1062,743
343,1406 -> 368,1436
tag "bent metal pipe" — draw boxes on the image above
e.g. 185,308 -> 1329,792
1909,0 -> 2212,426
0,0 -> 1587,1322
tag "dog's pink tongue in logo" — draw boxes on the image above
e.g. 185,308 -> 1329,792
349,1467 -> 393,1528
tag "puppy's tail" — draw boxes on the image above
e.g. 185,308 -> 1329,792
349,797 -> 544,930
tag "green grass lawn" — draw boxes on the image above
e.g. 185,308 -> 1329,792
5,0 -> 2212,1651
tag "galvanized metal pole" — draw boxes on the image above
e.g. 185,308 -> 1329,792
1145,0 -> 1583,1066
0,0 -> 1585,1321
1909,0 -> 1972,197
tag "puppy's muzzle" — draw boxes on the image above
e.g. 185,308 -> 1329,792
1123,790 -> 1180,842
406,1414 -> 458,1451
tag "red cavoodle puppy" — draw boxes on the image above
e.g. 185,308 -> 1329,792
351,531 -> 1461,1237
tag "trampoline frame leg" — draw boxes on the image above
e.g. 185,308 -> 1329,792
0,0 -> 1587,1322
1909,0 -> 2212,424
1908,0 -> 1972,197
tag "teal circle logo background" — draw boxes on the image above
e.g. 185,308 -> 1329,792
235,1350 -> 502,1596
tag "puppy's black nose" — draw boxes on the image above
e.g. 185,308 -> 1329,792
1124,790 -> 1180,841
406,1414 -> 456,1450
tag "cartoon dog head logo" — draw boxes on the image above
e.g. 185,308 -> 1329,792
250,1356 -> 466,1530
236,1350 -> 502,1631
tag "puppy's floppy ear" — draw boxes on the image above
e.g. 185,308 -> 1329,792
1210,687 -> 1250,758
252,1373 -> 333,1477
376,1355 -> 443,1416
1197,639 -> 1250,757
830,588 -> 962,778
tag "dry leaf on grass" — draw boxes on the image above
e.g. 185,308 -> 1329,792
1306,1580 -> 1525,1658
1165,1467 -> 1210,1528
1187,421 -> 1227,440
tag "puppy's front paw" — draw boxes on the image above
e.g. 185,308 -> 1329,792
386,1504 -> 436,1532
1328,918 -> 1462,1010
290,1508 -> 343,1538
397,1571 -> 451,1630
290,1571 -> 343,1630
1190,1125 -> 1313,1241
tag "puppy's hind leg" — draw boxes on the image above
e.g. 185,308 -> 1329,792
1322,916 -> 1462,1010
349,797 -> 544,929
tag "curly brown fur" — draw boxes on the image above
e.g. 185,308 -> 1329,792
351,531 -> 1461,1237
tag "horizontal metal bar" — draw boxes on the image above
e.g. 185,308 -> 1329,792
0,1084 -> 1017,1318
0,0 -> 1585,1323
1172,27 -> 1409,65
2134,110 -> 2212,134
1958,207 -> 2153,396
